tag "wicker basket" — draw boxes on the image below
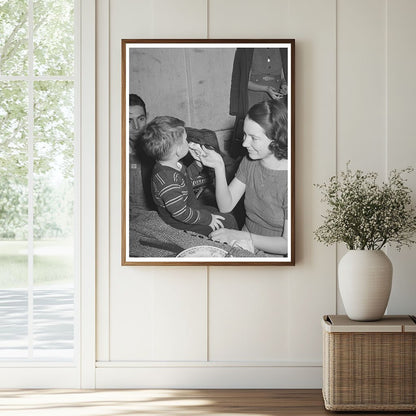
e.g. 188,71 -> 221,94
322,315 -> 416,411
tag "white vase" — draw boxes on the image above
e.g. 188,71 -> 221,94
338,250 -> 392,321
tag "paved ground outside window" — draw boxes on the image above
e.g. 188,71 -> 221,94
0,287 -> 74,360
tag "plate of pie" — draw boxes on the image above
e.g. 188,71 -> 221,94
176,245 -> 228,258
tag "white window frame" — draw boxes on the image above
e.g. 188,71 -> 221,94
0,0 -> 95,388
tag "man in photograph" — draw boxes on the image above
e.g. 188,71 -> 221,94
129,93 -> 155,214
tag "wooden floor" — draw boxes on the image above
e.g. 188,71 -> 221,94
0,389 -> 414,415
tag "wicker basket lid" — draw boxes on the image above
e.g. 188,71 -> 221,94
322,315 -> 416,333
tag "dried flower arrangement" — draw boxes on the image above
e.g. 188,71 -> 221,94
314,164 -> 416,250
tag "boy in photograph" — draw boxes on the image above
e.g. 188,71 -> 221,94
140,116 -> 237,236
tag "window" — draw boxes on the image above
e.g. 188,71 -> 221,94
0,0 -> 78,362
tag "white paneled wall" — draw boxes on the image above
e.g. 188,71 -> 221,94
96,0 -> 416,388
386,0 -> 416,313
337,0 -> 387,172
209,267 -> 290,362
110,268 -> 208,361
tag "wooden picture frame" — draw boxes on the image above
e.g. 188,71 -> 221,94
122,39 -> 295,265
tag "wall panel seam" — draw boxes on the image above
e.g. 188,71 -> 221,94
385,0 -> 389,176
335,0 -> 339,314
207,0 -> 210,39
206,266 -> 210,362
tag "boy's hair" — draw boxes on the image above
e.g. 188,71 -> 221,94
129,93 -> 147,115
141,116 -> 185,161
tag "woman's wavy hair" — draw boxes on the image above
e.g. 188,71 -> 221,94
247,100 -> 288,160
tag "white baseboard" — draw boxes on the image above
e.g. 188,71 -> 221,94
96,365 -> 323,389
0,364 -> 323,388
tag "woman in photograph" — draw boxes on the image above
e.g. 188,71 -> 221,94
192,100 -> 288,256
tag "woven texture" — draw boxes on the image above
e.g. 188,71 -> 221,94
323,330 -> 416,411
129,209 -> 258,258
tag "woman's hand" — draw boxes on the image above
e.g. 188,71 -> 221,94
209,228 -> 250,245
199,146 -> 224,170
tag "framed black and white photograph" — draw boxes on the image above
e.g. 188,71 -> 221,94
122,39 -> 295,265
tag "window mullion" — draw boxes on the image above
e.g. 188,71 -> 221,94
27,0 -> 34,360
